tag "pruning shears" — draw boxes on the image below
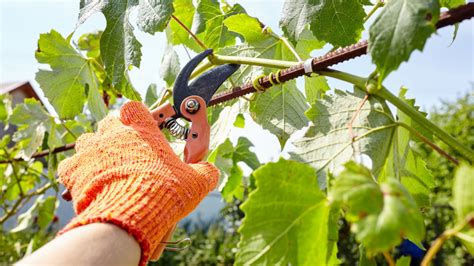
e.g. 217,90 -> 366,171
150,49 -> 239,163
62,49 -> 239,201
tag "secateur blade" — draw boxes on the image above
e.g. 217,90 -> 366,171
173,49 -> 240,118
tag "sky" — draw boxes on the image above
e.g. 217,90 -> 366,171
1,0 -> 473,222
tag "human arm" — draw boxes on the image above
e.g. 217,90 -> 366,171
17,223 -> 140,266
16,102 -> 219,265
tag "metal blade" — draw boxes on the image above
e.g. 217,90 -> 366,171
187,64 -> 240,104
173,49 -> 239,117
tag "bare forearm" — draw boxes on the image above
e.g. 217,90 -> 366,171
17,223 -> 140,266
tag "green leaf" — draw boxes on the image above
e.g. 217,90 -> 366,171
396,256 -> 412,266
100,2 -> 142,100
294,28 -> 325,58
77,31 -> 102,59
291,89 -> 396,187
452,163 -> 474,221
144,84 -> 159,107
221,164 -> 244,202
208,138 -> 234,187
159,44 -> 180,86
0,92 -> 12,122
455,230 -> 474,255
10,198 -> 39,233
209,136 -> 259,201
209,102 -> 240,150
233,137 -> 261,170
359,245 -> 377,266
380,88 -> 433,208
236,158 -> 330,265
36,30 -> 105,119
331,162 -> 425,253
224,14 -> 266,45
10,195 -> 57,232
368,0 -> 440,85
280,0 -> 365,46
9,99 -> 59,159
167,0 -> 197,47
87,83 -> 107,121
233,113 -> 245,128
304,75 -> 330,104
137,0 -> 174,34
37,196 -> 57,230
250,80 -> 309,147
439,0 -> 465,8
192,0 -> 243,49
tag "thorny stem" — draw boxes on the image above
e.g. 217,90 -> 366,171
318,69 -> 474,163
364,0 -> 385,22
171,15 -> 207,51
421,215 -> 473,266
382,251 -> 395,266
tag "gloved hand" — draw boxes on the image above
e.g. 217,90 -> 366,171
57,101 -> 219,266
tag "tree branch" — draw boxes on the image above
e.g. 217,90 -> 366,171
0,143 -> 76,164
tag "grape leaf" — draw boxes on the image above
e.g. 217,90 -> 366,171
209,137 -> 260,201
37,196 -> 57,230
35,30 -> 106,119
0,94 -> 12,122
304,75 -> 330,104
10,195 -> 57,233
233,137 -> 261,170
224,13 -> 267,46
209,102 -> 240,150
77,31 -> 102,59
451,165 -> 473,255
9,99 -> 59,159
250,80 -> 309,147
221,164 -> 244,202
167,0 -> 196,47
137,0 -> 174,34
233,113 -> 245,128
396,256 -> 412,266
331,162 -> 425,253
291,89 -> 396,187
452,163 -> 474,221
236,158 -> 330,265
368,0 -> 440,86
280,0 -> 365,46
159,44 -> 180,86
144,84 -> 159,107
380,88 -> 434,208
439,0 -> 465,8
192,0 -> 244,49
294,28 -> 325,58
100,2 -> 142,100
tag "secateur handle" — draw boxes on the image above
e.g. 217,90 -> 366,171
151,95 -> 210,164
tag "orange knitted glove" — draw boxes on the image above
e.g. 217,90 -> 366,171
57,101 -> 219,265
